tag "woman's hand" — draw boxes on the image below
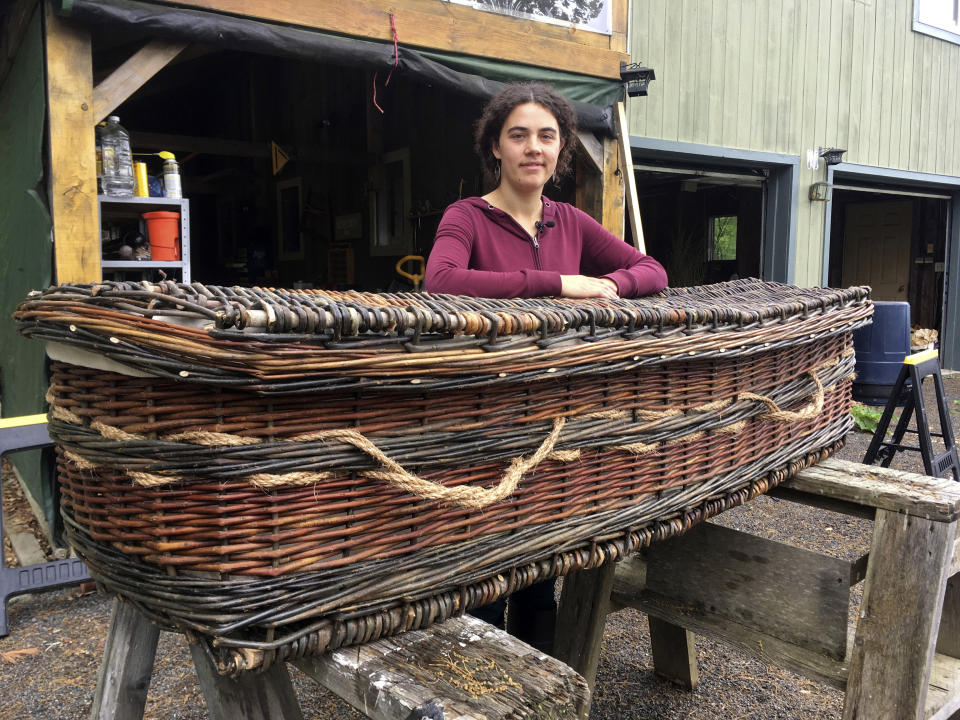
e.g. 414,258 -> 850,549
560,275 -> 619,299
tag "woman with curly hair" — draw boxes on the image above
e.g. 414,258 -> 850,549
425,82 -> 667,299
425,83 -> 668,653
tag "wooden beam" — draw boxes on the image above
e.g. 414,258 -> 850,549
150,0 -> 628,80
600,135 -> 624,238
786,457 -> 960,522
636,522 -> 851,660
93,39 -> 188,123
612,556 -> 851,690
294,614 -> 590,720
613,101 -> 643,252
44,1 -> 100,284
575,131 -> 604,175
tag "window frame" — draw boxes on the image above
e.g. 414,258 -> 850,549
914,0 -> 960,46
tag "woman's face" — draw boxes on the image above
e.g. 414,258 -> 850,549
492,102 -> 564,193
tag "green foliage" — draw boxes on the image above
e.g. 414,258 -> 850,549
712,216 -> 737,260
851,404 -> 883,433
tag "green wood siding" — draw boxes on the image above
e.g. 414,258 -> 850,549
629,0 -> 960,286
0,5 -> 55,527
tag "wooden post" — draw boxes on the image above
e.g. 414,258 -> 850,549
554,562 -> 616,698
44,1 -> 100,283
843,510 -> 956,720
576,135 -> 624,240
613,101 -> 644,252
90,598 -> 160,720
190,642 -> 304,720
648,617 -> 699,690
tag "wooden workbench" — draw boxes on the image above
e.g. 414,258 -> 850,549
554,457 -> 960,720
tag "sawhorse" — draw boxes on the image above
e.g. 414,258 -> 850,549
863,348 -> 960,481
89,600 -> 590,720
555,457 -> 960,720
0,415 -> 90,637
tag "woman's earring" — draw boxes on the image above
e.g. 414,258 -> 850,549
494,160 -> 501,181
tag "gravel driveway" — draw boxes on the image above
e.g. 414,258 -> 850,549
1,373 -> 957,720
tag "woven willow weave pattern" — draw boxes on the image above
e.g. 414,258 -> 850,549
16,278 -> 871,673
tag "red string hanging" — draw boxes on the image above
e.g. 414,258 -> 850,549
372,14 -> 400,114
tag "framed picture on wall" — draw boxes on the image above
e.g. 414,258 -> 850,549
277,178 -> 304,260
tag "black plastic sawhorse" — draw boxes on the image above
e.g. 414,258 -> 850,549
0,414 -> 90,637
863,348 -> 960,481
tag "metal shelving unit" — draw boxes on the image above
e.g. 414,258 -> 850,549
98,195 -> 191,283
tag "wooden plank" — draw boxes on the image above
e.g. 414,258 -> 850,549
926,653 -> 960,720
635,522 -> 850,659
600,136 -> 624,239
843,510 -> 956,720
93,39 -> 187,123
44,4 -> 100,284
613,567 -> 850,690
648,616 -> 698,690
294,614 -> 589,720
130,130 -> 270,158
609,0 -> 628,54
190,642 -> 303,720
149,0 -> 627,79
4,519 -> 46,567
786,458 -> 960,522
90,598 -> 160,720
555,562 -> 616,696
575,131 -> 603,176
613,102 -> 643,251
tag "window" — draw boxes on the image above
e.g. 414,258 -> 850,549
709,216 -> 737,261
915,0 -> 960,45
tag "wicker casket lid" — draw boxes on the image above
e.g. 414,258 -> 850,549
16,278 -> 871,672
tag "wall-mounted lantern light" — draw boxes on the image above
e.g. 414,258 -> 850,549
620,62 -> 656,97
819,148 -> 846,166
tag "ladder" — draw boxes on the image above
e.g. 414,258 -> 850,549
862,348 -> 960,481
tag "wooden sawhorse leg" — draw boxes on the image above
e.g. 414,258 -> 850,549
554,563 -> 615,708
91,598 -> 160,720
90,598 -> 303,720
843,510 -> 956,720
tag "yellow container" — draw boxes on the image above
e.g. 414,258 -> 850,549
134,161 -> 149,197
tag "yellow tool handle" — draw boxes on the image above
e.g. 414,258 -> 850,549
0,413 -> 47,430
396,255 -> 425,289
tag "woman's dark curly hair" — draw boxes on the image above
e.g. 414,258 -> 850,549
474,82 -> 578,185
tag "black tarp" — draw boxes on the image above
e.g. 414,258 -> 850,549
60,0 -> 619,135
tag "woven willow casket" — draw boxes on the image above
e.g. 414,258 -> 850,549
15,278 -> 870,673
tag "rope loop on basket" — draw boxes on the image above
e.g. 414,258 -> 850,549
740,370 -> 824,422
50,350 -> 854,499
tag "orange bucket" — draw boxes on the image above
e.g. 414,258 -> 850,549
142,211 -> 180,261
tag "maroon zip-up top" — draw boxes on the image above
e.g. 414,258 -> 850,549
425,196 -> 667,298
